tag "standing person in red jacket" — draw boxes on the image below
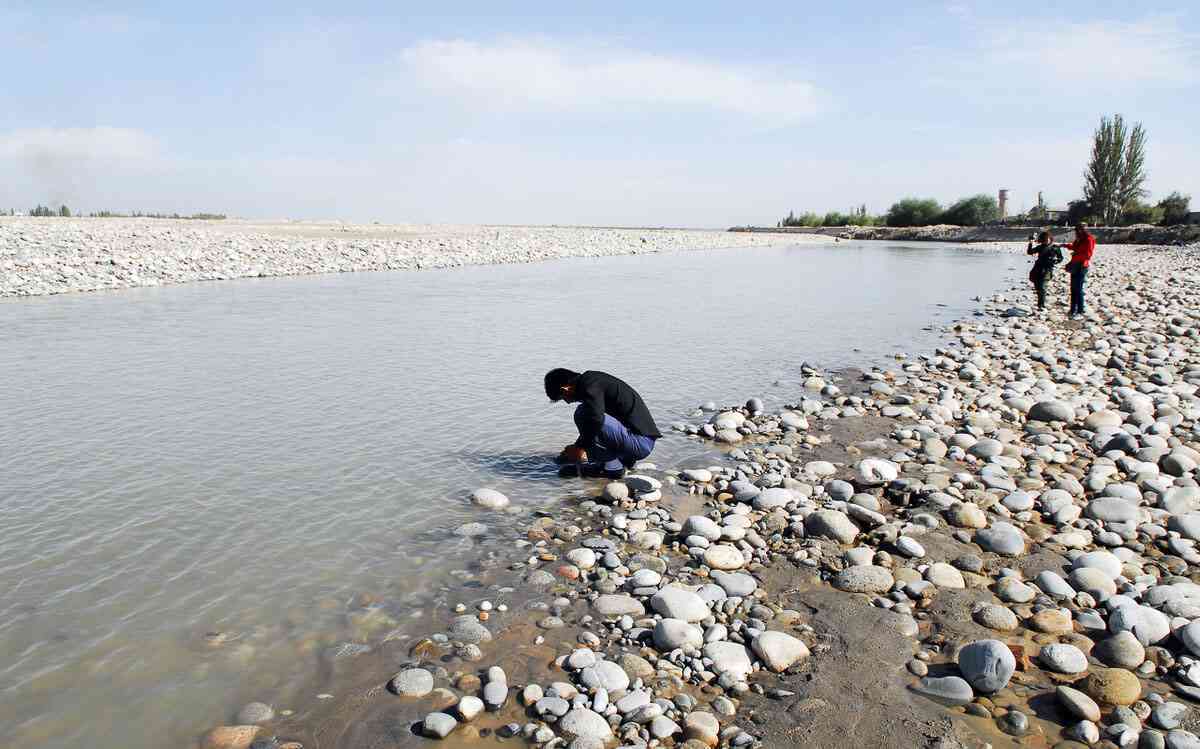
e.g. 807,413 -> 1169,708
1058,223 -> 1096,318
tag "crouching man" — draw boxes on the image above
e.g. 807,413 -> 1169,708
544,368 -> 661,479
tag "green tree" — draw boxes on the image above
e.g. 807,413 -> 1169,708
821,211 -> 852,226
1120,200 -> 1163,225
1083,114 -> 1147,225
1157,192 -> 1191,225
940,194 -> 1000,226
58,204 -> 71,217
886,198 -> 942,227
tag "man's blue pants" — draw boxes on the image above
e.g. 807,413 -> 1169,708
1069,263 -> 1088,315
574,408 -> 656,471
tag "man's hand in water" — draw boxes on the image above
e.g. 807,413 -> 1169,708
559,445 -> 588,464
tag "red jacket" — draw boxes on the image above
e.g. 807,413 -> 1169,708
1066,233 -> 1096,267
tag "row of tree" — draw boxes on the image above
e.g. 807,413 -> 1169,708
26,205 -> 73,216
779,194 -> 1002,228
88,211 -> 228,219
2,206 -> 227,220
777,115 -> 1192,229
778,205 -> 880,227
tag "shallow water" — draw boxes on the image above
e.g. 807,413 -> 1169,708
0,241 -> 1019,748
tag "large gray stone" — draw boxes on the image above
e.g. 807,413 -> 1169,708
682,515 -> 722,542
752,631 -> 810,672
711,571 -> 757,597
975,522 -> 1025,556
470,488 -> 510,509
559,708 -> 613,741
1170,514 -> 1200,542
958,639 -> 1016,693
913,676 -> 974,706
753,488 -> 796,511
593,595 -> 646,617
1040,643 -> 1088,674
390,668 -> 435,697
1057,685 -> 1101,722
449,615 -> 492,644
1178,621 -> 1200,658
1094,631 -> 1146,669
580,660 -> 629,692
422,712 -> 458,738
1163,487 -> 1200,515
804,510 -> 859,544
1108,604 -> 1170,646
703,641 -> 754,680
1085,498 -> 1140,524
1073,550 -> 1124,578
703,544 -> 745,570
650,586 -> 710,622
653,618 -> 703,651
1029,400 -> 1076,424
1035,570 -> 1076,599
856,458 -> 899,485
833,565 -> 894,594
973,604 -> 1018,631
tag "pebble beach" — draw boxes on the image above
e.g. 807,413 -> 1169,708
178,239 -> 1200,749
0,219 -> 814,297
8,226 -> 1200,749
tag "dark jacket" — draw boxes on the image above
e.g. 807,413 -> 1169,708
572,370 -> 662,447
1027,242 -> 1062,275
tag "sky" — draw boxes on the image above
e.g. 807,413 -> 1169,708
1,1 -> 1197,227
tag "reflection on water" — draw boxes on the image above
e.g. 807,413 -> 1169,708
0,241 -> 1017,748
457,451 -> 562,481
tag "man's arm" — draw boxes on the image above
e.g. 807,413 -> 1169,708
573,379 -> 606,448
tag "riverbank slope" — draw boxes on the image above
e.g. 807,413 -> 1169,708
0,219 -> 824,298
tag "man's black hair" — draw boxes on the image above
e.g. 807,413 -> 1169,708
544,368 -> 579,401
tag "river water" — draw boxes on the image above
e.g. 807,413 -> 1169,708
0,241 -> 1019,748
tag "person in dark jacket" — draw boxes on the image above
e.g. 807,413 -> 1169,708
544,368 -> 661,478
1026,230 -> 1061,310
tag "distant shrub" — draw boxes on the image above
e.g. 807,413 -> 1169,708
1120,200 -> 1163,225
940,194 -> 1000,226
1157,192 -> 1191,225
886,198 -> 942,227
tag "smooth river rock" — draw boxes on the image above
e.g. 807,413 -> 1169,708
958,639 -> 1016,693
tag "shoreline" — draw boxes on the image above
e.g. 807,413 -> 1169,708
731,223 -> 1200,246
0,219 -> 827,298
196,241 -> 1200,749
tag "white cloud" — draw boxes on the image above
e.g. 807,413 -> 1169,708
0,127 -> 164,209
0,127 -> 162,163
984,16 -> 1197,87
400,38 -> 825,123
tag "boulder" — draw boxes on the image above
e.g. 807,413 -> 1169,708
751,631 -> 810,672
958,639 -> 1015,693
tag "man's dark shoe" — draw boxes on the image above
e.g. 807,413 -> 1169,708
604,467 -> 627,480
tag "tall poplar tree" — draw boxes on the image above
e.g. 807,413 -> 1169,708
1083,114 -> 1147,225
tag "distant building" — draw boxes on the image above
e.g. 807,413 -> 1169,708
1029,204 -> 1068,224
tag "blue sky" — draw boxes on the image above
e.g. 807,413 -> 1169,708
1,1 -> 1197,226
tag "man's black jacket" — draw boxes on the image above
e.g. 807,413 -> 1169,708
571,370 -> 662,447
